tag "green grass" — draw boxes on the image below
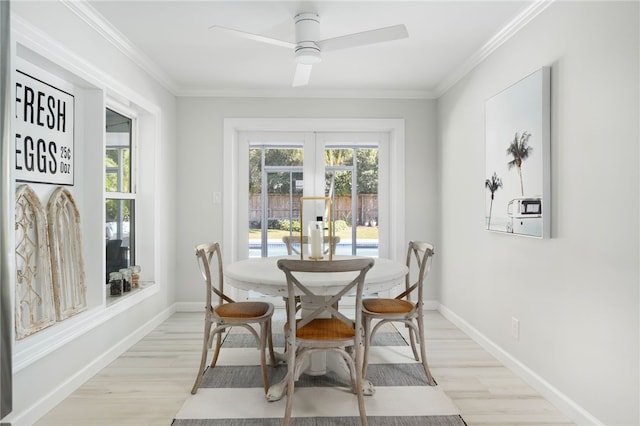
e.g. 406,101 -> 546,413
249,226 -> 378,240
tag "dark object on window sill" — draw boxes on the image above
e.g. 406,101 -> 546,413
106,239 -> 129,283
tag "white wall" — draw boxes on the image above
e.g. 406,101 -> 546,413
175,97 -> 439,304
8,2 -> 178,423
437,2 -> 639,425
10,1 -> 637,425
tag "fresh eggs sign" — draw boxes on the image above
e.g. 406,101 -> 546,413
14,70 -> 74,185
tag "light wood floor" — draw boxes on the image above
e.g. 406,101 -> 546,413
35,310 -> 575,426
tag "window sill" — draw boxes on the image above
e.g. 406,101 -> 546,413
106,280 -> 156,307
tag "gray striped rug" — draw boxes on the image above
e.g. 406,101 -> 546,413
173,327 -> 466,426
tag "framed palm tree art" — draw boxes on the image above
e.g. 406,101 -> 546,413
485,67 -> 550,238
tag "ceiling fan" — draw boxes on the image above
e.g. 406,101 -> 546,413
210,12 -> 408,87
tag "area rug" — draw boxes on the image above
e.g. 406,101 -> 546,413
173,325 -> 467,426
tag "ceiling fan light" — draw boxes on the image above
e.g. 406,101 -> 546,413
295,46 -> 321,64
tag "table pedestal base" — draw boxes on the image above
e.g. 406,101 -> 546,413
266,350 -> 375,402
266,294 -> 378,401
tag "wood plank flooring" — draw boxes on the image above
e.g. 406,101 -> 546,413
35,311 -> 576,426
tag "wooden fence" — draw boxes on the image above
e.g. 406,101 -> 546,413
249,194 -> 378,226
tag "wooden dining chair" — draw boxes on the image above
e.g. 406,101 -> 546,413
281,235 -> 341,320
277,258 -> 374,426
362,241 -> 437,386
191,242 -> 277,395
282,235 -> 341,256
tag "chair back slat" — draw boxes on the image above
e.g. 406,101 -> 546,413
277,258 -> 374,331
400,241 -> 435,304
195,242 -> 235,306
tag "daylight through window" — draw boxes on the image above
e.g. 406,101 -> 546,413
105,108 -> 136,283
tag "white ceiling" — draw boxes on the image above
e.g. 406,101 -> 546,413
80,0 -> 549,98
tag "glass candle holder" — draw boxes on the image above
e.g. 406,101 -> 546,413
119,268 -> 132,292
130,265 -> 141,288
109,272 -> 123,296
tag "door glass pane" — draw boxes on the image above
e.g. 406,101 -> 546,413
325,148 -> 353,166
265,147 -> 303,166
325,147 -> 379,256
249,146 -> 304,257
266,171 -> 303,257
357,148 -> 379,256
326,169 -> 352,255
249,148 -> 263,257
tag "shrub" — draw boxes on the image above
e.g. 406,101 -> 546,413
267,219 -> 280,229
333,220 -> 348,232
277,219 -> 301,232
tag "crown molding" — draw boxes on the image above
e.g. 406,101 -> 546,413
433,0 -> 555,98
177,87 -> 438,99
61,0 -> 180,95
61,0 -> 553,100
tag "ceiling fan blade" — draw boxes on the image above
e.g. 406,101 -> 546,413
318,24 -> 408,52
292,63 -> 313,87
209,25 -> 295,49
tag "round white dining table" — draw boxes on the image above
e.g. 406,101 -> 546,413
225,255 -> 408,297
224,255 -> 408,401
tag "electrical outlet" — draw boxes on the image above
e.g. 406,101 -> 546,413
511,317 -> 520,339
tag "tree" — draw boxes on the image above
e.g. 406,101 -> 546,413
356,148 -> 378,194
325,148 -> 378,195
506,131 -> 532,196
105,149 -> 131,221
485,172 -> 503,229
248,147 -> 304,195
249,146 -> 379,196
248,148 -> 262,196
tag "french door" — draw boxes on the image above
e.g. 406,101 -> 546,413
244,132 -> 385,258
249,144 -> 304,257
225,118 -> 405,266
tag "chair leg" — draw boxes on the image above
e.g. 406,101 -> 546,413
354,343 -> 369,426
209,330 -> 223,368
267,317 -> 277,367
191,320 -> 212,394
362,316 -> 372,378
417,315 -> 436,386
408,321 -> 420,361
259,321 -> 271,395
283,341 -> 296,426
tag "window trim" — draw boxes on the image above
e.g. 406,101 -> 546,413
105,105 -> 137,275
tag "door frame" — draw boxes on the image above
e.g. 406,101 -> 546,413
223,118 -> 405,263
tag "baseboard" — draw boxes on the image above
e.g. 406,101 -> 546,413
10,304 -> 176,426
437,303 -> 603,426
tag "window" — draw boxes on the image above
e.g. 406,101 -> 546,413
105,108 -> 135,282
522,200 -> 541,215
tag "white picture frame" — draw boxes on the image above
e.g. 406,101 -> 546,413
485,67 -> 551,238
